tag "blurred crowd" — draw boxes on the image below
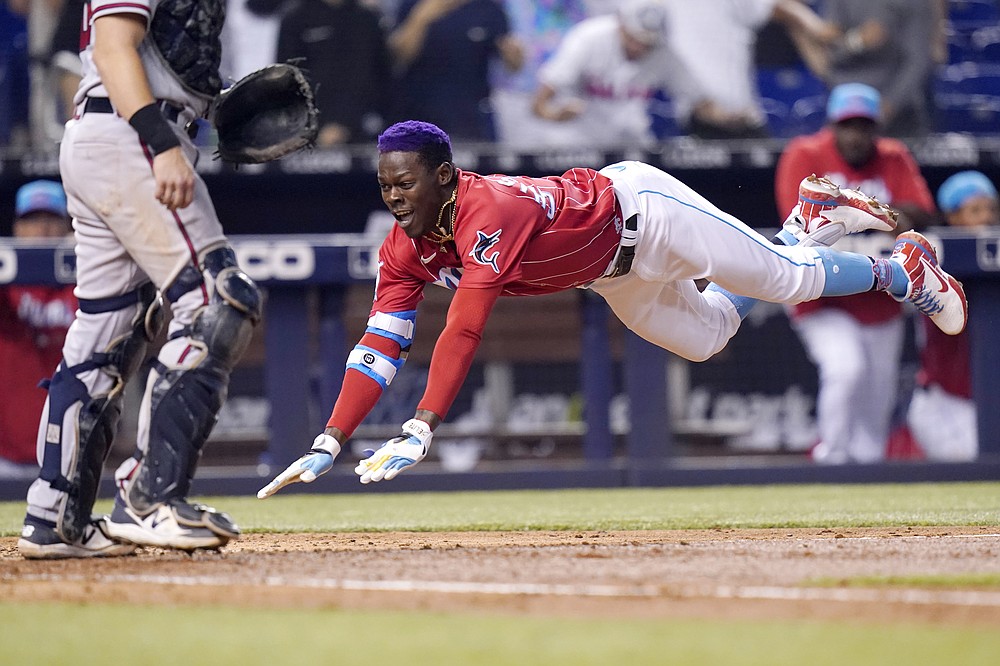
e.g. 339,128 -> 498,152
1,0 -> 998,152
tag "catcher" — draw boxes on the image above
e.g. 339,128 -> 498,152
18,0 -> 314,560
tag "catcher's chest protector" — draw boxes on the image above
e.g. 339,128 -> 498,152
150,0 -> 226,98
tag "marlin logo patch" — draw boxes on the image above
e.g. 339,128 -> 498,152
470,229 -> 502,273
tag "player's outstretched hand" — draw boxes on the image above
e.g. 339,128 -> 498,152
355,418 -> 433,484
257,433 -> 341,499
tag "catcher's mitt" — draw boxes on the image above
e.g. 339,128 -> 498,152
212,63 -> 319,164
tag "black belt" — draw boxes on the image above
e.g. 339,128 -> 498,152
608,214 -> 638,278
83,97 -> 184,124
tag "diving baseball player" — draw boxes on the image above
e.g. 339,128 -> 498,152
18,0 -> 260,559
258,120 -> 967,498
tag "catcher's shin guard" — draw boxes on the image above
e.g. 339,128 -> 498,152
122,250 -> 261,513
44,284 -> 163,543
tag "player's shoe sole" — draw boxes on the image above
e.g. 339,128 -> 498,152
889,231 -> 968,335
18,514 -> 136,560
785,175 -> 899,246
106,498 -> 239,551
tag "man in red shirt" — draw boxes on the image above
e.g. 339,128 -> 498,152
0,181 -> 76,476
774,82 -> 935,464
259,120 -> 965,496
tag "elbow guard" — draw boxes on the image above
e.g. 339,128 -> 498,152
347,310 -> 416,388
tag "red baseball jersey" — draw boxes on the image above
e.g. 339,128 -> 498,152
774,128 -> 935,324
327,167 -> 621,431
373,167 -> 621,313
0,285 -> 76,463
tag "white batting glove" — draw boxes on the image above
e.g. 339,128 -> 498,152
257,433 -> 341,499
355,418 -> 433,484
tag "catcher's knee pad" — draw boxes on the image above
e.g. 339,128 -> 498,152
43,283 -> 163,543
120,247 -> 261,513
198,245 -> 263,365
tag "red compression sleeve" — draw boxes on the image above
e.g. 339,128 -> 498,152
417,285 -> 501,419
326,331 -> 401,437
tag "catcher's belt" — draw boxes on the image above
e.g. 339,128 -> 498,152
82,97 -> 199,140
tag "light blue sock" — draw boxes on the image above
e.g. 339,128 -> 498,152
705,282 -> 757,319
883,259 -> 909,298
814,247 -> 890,297
773,228 -> 799,246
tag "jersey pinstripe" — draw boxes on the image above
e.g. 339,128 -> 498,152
373,168 -> 622,314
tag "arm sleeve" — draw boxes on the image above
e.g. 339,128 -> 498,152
326,330 -> 402,437
416,284 -> 502,419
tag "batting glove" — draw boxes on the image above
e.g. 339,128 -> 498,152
257,433 -> 341,499
355,418 -> 432,484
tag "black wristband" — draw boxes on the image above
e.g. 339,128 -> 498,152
128,103 -> 181,155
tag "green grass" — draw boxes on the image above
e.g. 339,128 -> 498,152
3,482 -> 999,665
5,481 -> 997,535
809,573 -> 1000,589
2,603 -> 998,666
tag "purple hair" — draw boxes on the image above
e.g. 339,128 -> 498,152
377,120 -> 453,169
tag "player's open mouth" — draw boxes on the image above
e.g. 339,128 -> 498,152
393,210 -> 414,227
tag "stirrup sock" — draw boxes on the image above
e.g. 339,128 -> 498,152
705,282 -> 757,320
874,258 -> 907,297
771,229 -> 799,246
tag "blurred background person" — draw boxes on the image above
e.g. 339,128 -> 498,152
221,0 -> 286,83
388,0 -> 524,143
665,0 -> 840,140
529,0 -> 704,148
491,0 -> 589,149
774,82 -> 935,464
277,0 -> 391,146
0,180 -> 75,477
906,171 -> 999,462
1,0 -> 30,150
816,0 -> 939,138
47,0 -> 83,124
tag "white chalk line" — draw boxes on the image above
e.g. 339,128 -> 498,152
11,572 -> 1000,608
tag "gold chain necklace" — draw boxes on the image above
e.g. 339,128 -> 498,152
426,185 -> 458,252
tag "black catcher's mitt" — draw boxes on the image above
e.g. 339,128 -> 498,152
212,63 -> 319,164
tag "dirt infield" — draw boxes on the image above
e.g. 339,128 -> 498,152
3,526 -> 1000,626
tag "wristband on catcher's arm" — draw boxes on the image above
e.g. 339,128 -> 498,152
129,103 -> 181,155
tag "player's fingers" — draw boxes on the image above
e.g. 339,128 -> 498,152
176,180 -> 195,209
257,479 -> 283,499
158,184 -> 179,210
257,466 -> 303,498
257,482 -> 279,499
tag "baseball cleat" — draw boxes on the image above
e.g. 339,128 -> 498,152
18,514 -> 136,560
784,174 -> 898,246
889,231 -> 968,335
106,497 -> 239,551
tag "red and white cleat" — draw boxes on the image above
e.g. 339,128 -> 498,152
889,231 -> 968,335
784,174 -> 898,246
